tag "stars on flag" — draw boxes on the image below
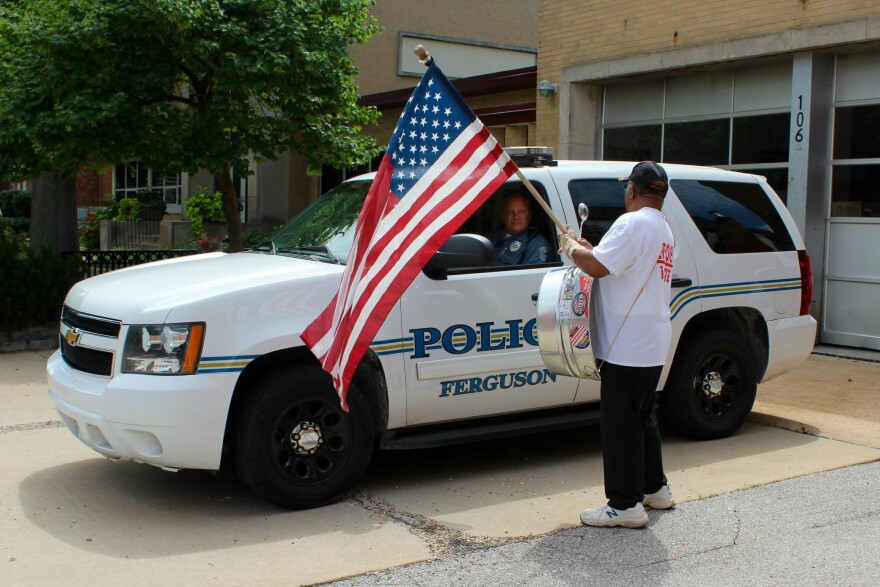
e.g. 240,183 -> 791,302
386,76 -> 469,199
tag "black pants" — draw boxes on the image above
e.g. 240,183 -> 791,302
599,361 -> 667,510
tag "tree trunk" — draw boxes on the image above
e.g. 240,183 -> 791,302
30,170 -> 78,254
215,166 -> 242,252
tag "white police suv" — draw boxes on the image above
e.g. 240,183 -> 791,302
48,152 -> 816,508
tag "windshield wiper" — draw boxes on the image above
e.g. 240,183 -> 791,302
276,245 -> 340,264
248,241 -> 276,254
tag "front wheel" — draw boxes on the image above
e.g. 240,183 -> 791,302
660,330 -> 757,440
234,365 -> 375,509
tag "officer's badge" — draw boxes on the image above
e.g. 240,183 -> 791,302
509,240 -> 521,252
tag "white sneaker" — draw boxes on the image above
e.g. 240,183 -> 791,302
643,484 -> 675,509
580,503 -> 649,528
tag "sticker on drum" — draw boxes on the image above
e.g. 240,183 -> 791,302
569,324 -> 591,349
571,291 -> 587,316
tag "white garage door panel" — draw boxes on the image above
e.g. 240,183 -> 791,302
823,220 -> 880,349
822,280 -> 880,350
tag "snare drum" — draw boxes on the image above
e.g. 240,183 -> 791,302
536,265 -> 600,380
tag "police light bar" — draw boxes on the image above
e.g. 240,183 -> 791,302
503,146 -> 557,168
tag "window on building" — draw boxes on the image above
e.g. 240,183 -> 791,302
831,104 -> 880,218
601,63 -> 792,206
114,160 -> 181,207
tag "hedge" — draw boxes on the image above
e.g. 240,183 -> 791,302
0,228 -> 81,330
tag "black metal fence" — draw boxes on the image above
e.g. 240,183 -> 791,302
63,249 -> 199,279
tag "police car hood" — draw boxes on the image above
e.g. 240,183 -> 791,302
65,252 -> 344,323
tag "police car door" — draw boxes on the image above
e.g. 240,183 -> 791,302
398,172 -> 579,425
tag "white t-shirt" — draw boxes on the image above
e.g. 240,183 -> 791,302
590,207 -> 674,367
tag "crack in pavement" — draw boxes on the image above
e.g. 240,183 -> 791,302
0,420 -> 64,435
349,490 -> 529,559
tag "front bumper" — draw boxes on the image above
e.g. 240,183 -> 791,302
47,350 -> 237,470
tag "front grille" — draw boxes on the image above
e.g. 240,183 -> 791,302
61,306 -> 121,338
60,336 -> 113,376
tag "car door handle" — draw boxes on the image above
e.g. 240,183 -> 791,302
532,293 -> 539,301
671,277 -> 692,288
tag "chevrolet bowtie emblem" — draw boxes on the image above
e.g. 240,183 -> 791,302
65,328 -> 82,347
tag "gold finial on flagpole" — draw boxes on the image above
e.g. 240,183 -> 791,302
414,45 -> 430,64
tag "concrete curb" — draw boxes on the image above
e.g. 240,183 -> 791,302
747,411 -> 821,437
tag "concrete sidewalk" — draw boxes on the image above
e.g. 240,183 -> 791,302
751,345 -> 880,449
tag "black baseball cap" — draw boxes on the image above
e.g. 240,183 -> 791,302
619,161 -> 668,197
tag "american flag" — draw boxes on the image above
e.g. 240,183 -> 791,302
301,58 -> 517,408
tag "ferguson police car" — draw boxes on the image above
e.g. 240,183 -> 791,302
48,151 -> 817,508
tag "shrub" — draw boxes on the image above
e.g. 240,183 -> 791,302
185,188 -> 225,238
0,228 -> 81,330
114,197 -> 142,221
242,225 -> 276,248
0,216 -> 29,234
192,235 -> 224,253
0,190 -> 32,234
0,189 -> 31,218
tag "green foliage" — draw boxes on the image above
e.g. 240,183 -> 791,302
185,187 -> 226,237
242,225 -> 276,248
0,189 -> 31,217
113,197 -> 142,221
0,0 -> 381,181
0,216 -> 29,234
0,227 -> 81,329
78,197 -> 119,250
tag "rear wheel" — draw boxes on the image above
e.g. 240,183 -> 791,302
234,365 -> 374,509
661,330 -> 757,440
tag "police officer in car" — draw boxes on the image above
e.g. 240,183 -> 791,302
486,192 -> 551,265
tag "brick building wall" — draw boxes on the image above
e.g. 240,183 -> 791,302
537,0 -> 880,150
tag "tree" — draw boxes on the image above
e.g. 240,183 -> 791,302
0,0 -> 380,252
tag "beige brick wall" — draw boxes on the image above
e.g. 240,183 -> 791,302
537,0 -> 880,150
352,0 -> 539,95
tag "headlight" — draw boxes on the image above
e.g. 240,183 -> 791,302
122,323 -> 205,375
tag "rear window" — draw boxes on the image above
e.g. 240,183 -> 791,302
671,179 -> 795,254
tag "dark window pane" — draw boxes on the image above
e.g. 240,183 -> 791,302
732,113 -> 790,164
834,105 -> 880,159
664,119 -> 730,165
831,165 -> 880,217
136,162 -> 148,189
671,179 -> 795,253
738,168 -> 789,204
603,125 -> 661,161
567,180 -> 626,243
114,164 -> 126,191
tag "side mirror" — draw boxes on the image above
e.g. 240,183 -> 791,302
423,234 -> 495,280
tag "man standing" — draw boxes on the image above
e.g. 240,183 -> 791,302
558,161 -> 675,528
486,192 -> 551,265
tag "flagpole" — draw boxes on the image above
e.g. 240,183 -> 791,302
413,45 -> 571,236
514,168 -> 569,234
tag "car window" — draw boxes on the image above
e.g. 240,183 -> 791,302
671,179 -> 795,254
449,180 -> 558,272
568,179 -> 627,243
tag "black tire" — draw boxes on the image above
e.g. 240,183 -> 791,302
660,330 -> 757,440
234,365 -> 375,509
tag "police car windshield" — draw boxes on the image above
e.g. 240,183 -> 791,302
265,180 -> 370,264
